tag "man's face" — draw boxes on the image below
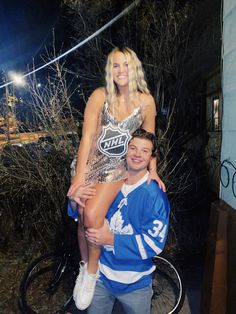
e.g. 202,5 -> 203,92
126,137 -> 153,173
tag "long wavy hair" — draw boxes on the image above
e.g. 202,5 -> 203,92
105,47 -> 150,114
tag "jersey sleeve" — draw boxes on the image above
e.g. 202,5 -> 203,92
113,191 -> 170,261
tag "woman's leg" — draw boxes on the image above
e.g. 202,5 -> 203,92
73,212 -> 88,302
77,210 -> 88,262
75,181 -> 123,310
84,180 -> 123,274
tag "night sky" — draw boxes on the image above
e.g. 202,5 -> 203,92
0,0 -> 63,73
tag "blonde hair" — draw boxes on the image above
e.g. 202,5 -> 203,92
105,47 -> 150,114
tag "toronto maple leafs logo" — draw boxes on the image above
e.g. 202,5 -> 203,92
109,210 -> 133,234
97,123 -> 131,157
104,209 -> 134,252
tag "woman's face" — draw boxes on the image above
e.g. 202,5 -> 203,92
112,51 -> 129,87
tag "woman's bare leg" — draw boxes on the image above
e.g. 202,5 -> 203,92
77,213 -> 88,262
83,181 -> 123,274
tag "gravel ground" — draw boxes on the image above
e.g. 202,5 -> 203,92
0,242 -> 203,314
0,241 -> 45,314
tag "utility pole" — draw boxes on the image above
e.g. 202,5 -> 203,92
3,73 -> 11,142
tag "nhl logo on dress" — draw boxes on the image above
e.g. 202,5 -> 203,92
97,123 -> 131,157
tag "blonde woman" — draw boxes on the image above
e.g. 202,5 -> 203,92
67,47 -> 165,310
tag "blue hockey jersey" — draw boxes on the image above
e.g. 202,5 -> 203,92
99,174 -> 170,294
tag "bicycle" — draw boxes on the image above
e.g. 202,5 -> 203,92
19,247 -> 185,314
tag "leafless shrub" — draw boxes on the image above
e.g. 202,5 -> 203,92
63,0 -> 193,110
0,56 -> 82,250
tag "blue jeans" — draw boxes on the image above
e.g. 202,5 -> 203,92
87,280 -> 153,314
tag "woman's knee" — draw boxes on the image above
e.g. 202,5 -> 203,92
83,207 -> 104,229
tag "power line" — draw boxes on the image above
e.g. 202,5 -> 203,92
0,0 -> 140,90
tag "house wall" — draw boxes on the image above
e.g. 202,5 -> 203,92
221,0 -> 236,209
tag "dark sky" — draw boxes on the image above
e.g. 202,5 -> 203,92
0,0 -> 64,73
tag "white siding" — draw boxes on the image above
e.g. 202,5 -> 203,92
221,0 -> 236,208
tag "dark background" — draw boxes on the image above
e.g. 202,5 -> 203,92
0,0 -> 63,72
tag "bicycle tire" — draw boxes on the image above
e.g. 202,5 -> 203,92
151,256 -> 185,314
19,252 -> 77,314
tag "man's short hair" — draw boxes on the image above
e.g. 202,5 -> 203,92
130,129 -> 157,157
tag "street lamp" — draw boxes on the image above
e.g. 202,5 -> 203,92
3,71 -> 26,142
8,71 -> 26,87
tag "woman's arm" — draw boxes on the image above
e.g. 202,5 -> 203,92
67,88 -> 105,199
142,95 -> 166,191
141,94 -> 156,134
141,94 -> 156,172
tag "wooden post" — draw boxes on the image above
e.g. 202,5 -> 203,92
226,207 -> 236,313
201,200 -> 228,314
209,202 -> 227,314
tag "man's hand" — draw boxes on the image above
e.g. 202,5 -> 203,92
85,220 -> 114,246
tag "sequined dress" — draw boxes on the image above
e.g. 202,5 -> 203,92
83,102 -> 143,184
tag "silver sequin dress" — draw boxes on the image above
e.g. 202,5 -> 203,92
83,102 -> 144,184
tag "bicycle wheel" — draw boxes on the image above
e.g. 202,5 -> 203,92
151,256 -> 185,314
19,252 -> 77,314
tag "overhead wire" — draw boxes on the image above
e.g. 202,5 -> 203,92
0,0 -> 140,90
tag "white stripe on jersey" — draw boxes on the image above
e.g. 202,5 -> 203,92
135,234 -> 148,259
143,234 -> 162,255
99,261 -> 155,284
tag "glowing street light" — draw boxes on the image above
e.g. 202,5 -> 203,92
2,71 -> 26,141
8,71 -> 26,87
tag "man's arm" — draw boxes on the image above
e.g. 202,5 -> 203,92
86,191 -> 170,261
113,194 -> 170,260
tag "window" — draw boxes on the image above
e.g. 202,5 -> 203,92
212,97 -> 220,131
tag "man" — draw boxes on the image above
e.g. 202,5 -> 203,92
85,128 -> 170,314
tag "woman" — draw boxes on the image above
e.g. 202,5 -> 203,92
67,47 -> 165,310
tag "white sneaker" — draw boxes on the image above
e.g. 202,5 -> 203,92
75,268 -> 99,310
73,261 -> 87,301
